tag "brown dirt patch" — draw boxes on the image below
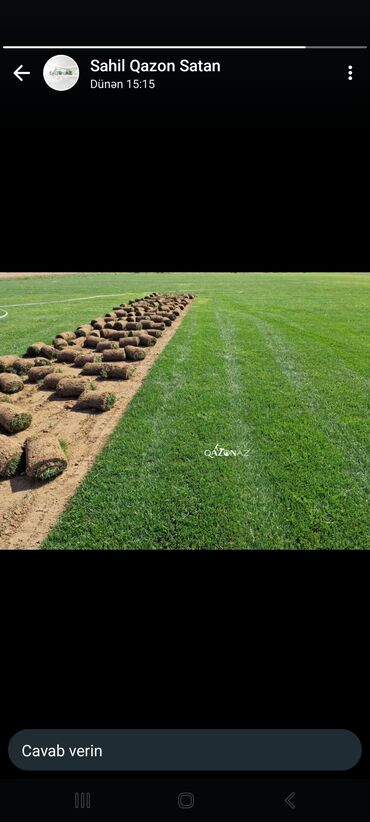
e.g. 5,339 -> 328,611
0,302 -> 192,550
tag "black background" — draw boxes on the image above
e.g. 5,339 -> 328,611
1,550 -> 369,778
1,183 -> 369,791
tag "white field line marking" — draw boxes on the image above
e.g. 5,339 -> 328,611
0,309 -> 8,319
0,293 -> 142,309
0,290 -> 244,310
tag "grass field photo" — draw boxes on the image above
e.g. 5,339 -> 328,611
0,271 -> 369,550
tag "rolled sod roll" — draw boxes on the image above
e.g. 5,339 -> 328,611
84,335 -> 100,348
104,321 -> 116,329
40,344 -> 58,360
42,369 -> 69,389
33,357 -> 52,367
104,312 -> 117,319
149,315 -> 164,323
55,331 -> 76,342
25,435 -> 67,481
104,363 -> 134,380
102,348 -> 127,362
147,329 -> 163,339
100,330 -> 123,341
26,342 -> 47,357
0,435 -> 23,478
69,336 -> 86,348
13,358 -> 36,375
137,334 -> 156,347
56,348 -> 79,363
119,336 -> 140,348
28,365 -> 55,382
74,390 -> 117,412
115,310 -> 127,318
91,319 -> 105,330
152,322 -> 166,330
172,308 -> 181,316
81,362 -> 106,376
95,341 -> 120,352
141,320 -> 154,329
75,324 -> 94,337
56,377 -> 93,397
0,403 -> 32,433
124,345 -> 145,362
74,352 -> 102,367
162,317 -> 172,326
0,373 -> 24,393
114,321 -> 127,330
53,338 -> 69,350
125,322 -> 143,331
0,355 -> 19,373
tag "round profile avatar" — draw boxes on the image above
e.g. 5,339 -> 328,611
43,55 -> 79,91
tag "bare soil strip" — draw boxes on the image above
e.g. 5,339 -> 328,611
0,302 -> 192,550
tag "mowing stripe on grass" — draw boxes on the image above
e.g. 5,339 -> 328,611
251,314 -> 369,478
214,308 -> 293,549
245,314 -> 369,549
44,300 -> 280,549
253,310 -> 370,386
254,310 -> 370,443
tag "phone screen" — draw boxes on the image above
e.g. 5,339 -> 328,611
1,270 -> 369,820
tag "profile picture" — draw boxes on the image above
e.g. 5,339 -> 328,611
43,55 -> 79,91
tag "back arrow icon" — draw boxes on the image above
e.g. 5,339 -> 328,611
284,792 -> 296,809
14,65 -> 31,81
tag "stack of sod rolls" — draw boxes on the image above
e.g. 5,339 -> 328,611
0,292 -> 195,478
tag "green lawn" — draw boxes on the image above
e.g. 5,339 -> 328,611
1,272 -> 369,550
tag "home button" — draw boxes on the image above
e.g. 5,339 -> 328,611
178,792 -> 195,809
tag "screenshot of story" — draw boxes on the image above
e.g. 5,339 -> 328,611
1,1 -> 369,126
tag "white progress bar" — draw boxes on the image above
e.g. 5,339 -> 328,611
2,45 -> 368,50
